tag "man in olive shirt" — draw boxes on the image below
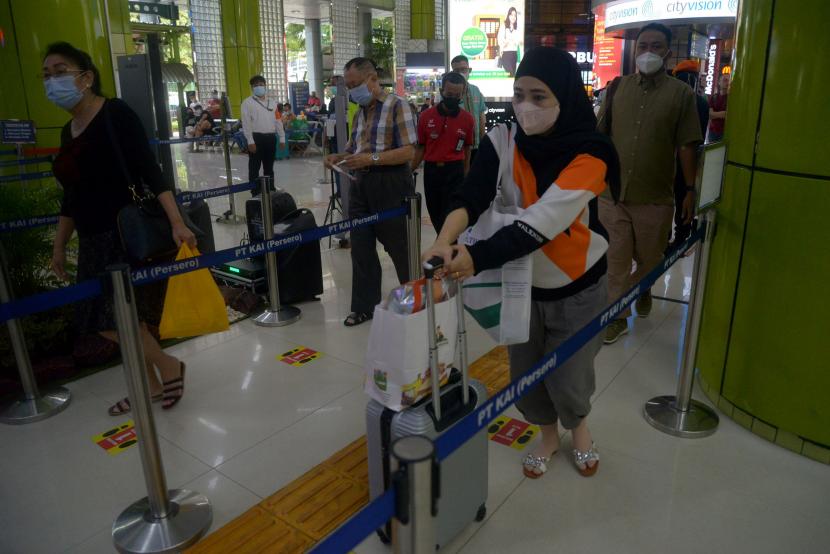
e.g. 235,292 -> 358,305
597,23 -> 703,344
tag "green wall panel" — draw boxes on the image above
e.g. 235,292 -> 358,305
221,0 -> 238,48
755,0 -> 830,177
725,0 -> 773,166
0,0 -> 28,121
723,171 -> 830,446
696,164 -> 752,391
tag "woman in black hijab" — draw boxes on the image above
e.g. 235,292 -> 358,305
424,47 -> 619,478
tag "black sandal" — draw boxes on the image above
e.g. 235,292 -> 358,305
108,393 -> 163,416
162,362 -> 186,410
344,311 -> 373,327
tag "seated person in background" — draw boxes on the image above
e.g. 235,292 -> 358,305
205,90 -> 222,119
185,103 -> 216,138
306,91 -> 322,112
282,103 -> 296,125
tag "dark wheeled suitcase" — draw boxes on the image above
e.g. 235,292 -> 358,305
245,190 -> 297,242
366,261 -> 489,548
274,208 -> 323,303
182,198 -> 215,253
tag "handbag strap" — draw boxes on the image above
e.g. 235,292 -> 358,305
489,123 -> 518,207
103,100 -> 145,203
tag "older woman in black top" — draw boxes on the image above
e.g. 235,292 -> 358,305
45,42 -> 195,416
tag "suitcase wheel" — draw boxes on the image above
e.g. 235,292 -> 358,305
376,529 -> 391,544
475,504 -> 487,522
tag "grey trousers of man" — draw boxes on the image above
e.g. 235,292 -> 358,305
508,276 -> 607,429
349,166 -> 413,314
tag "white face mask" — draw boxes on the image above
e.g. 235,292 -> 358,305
513,102 -> 560,135
636,52 -> 665,75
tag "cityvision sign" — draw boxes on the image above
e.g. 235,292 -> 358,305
604,0 -> 738,31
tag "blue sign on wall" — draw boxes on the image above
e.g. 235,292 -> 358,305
1,120 -> 36,144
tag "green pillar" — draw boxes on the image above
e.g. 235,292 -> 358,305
222,0 -> 263,116
697,0 -> 830,464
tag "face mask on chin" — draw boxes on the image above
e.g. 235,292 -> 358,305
636,52 -> 665,76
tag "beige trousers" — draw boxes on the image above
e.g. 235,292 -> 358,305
598,198 -> 674,319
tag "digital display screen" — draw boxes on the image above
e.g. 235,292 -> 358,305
448,0 -> 526,99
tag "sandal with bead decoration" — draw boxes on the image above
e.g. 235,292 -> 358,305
522,450 -> 557,479
573,442 -> 600,477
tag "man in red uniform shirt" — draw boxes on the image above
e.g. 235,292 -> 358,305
708,74 -> 730,141
412,72 -> 474,232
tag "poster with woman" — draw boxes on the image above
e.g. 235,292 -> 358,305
448,0 -> 525,99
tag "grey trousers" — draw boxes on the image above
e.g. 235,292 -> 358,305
508,276 -> 607,429
349,166 -> 414,313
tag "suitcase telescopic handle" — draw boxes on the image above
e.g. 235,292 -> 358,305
423,255 -> 470,413
423,255 -> 444,279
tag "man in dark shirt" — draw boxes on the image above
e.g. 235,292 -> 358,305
412,72 -> 474,232
670,61 -> 710,249
708,74 -> 730,141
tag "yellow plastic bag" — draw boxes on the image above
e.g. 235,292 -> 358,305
158,243 -> 230,339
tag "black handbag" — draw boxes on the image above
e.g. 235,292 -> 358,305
103,101 -> 203,263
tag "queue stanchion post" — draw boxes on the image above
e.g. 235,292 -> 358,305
253,176 -> 301,327
644,210 -> 719,438
0,244 -> 71,424
405,193 -> 422,281
216,92 -> 243,225
108,264 -> 212,553
390,435 -> 438,554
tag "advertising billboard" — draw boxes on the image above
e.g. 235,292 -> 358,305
604,0 -> 738,31
592,4 -> 624,90
448,0 -> 526,99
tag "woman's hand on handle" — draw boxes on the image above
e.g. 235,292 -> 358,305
447,244 -> 475,281
421,241 -> 454,278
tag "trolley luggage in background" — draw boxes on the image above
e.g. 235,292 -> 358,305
366,260 -> 489,547
274,208 -> 323,303
245,190 -> 297,242
182,198 -> 215,254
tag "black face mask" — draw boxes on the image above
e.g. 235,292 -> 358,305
442,97 -> 461,112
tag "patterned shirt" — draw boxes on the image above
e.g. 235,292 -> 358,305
597,70 -> 702,205
461,83 -> 488,149
345,92 -> 417,155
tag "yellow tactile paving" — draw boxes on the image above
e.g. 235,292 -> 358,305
187,506 -> 315,553
261,465 -> 370,540
190,346 -> 509,553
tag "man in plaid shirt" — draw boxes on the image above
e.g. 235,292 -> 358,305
325,58 -> 418,327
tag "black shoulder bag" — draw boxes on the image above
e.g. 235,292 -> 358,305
105,101 -> 203,264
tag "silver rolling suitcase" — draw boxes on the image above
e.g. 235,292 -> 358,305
366,258 -> 489,548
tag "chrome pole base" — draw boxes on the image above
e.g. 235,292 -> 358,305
253,305 -> 301,327
644,395 -> 719,438
112,489 -> 212,554
0,386 -> 71,425
215,210 -> 245,225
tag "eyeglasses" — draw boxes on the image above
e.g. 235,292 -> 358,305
39,69 -> 86,82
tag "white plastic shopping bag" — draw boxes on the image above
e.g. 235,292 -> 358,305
364,294 -> 457,411
458,198 -> 532,345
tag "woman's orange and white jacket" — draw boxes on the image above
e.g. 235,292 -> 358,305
453,124 -> 609,301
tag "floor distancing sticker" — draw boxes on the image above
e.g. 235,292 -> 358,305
93,420 -> 138,455
488,416 -> 539,450
279,346 -> 322,366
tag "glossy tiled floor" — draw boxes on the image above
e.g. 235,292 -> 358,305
2,148 -> 828,553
